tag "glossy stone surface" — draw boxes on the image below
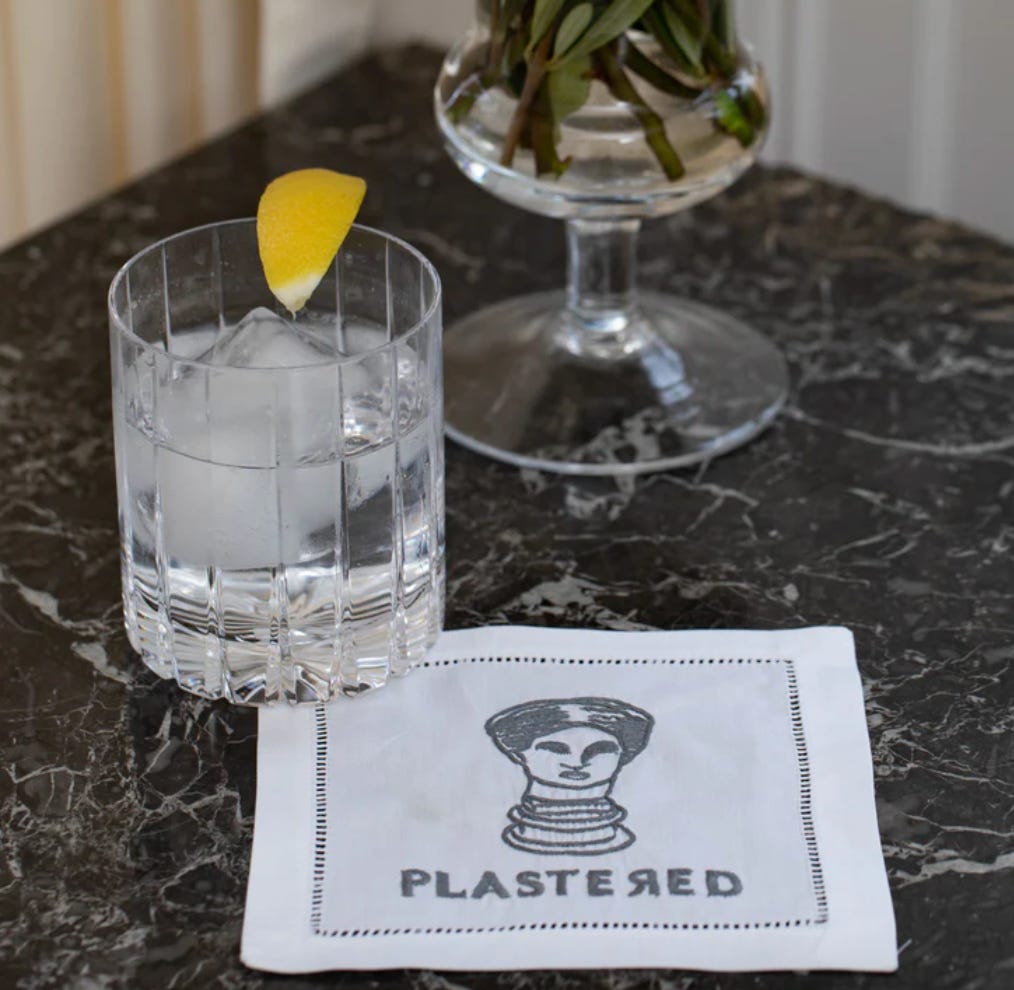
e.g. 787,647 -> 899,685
1,47 -> 1012,990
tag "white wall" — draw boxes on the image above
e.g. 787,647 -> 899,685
737,0 -> 1014,244
259,0 -> 374,105
259,0 -> 471,104
372,0 -> 471,48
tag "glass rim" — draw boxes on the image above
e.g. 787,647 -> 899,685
108,218 -> 442,373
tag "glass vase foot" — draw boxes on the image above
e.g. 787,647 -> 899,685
444,290 -> 788,476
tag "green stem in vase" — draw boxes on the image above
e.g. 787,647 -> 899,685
666,0 -> 735,78
597,42 -> 685,181
460,0 -> 759,182
531,86 -> 572,176
620,37 -> 703,100
500,27 -> 554,168
651,1 -> 764,144
487,0 -> 503,71
446,68 -> 496,123
712,87 -> 753,146
710,0 -> 735,52
488,0 -> 525,73
641,6 -> 709,83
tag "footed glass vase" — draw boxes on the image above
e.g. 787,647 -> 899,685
435,0 -> 787,475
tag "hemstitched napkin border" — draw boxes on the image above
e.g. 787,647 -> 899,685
310,656 -> 828,939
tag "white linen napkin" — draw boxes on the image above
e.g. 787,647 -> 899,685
242,626 -> 896,973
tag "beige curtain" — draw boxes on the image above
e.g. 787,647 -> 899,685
0,0 -> 260,249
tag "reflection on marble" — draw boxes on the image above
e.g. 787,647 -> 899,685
1,46 -> 1013,990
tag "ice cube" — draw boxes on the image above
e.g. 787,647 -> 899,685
201,306 -> 340,368
152,310 -> 343,467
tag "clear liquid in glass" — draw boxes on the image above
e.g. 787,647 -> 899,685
116,309 -> 444,705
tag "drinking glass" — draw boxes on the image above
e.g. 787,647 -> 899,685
109,220 -> 444,705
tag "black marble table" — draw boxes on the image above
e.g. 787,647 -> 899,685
1,46 -> 1012,990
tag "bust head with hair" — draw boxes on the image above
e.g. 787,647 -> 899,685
486,697 -> 653,790
485,696 -> 655,854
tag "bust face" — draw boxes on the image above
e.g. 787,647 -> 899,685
517,725 -> 623,788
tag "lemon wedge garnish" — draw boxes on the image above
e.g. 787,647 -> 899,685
256,168 -> 366,314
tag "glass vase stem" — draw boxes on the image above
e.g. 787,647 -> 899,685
566,218 -> 641,340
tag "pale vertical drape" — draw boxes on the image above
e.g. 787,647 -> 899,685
0,0 -> 259,249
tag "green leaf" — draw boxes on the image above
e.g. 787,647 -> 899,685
662,1 -> 703,70
670,0 -> 736,76
557,0 -> 657,65
738,85 -> 766,128
710,0 -> 736,51
554,3 -> 594,58
527,0 -> 566,55
713,87 -> 753,146
547,54 -> 592,121
622,40 -> 702,99
641,7 -> 704,79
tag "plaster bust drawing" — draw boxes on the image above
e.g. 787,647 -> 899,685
485,697 -> 655,855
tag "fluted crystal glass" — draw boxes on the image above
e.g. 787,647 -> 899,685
109,221 -> 444,705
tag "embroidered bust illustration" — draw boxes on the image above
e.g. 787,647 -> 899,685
485,697 -> 654,855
